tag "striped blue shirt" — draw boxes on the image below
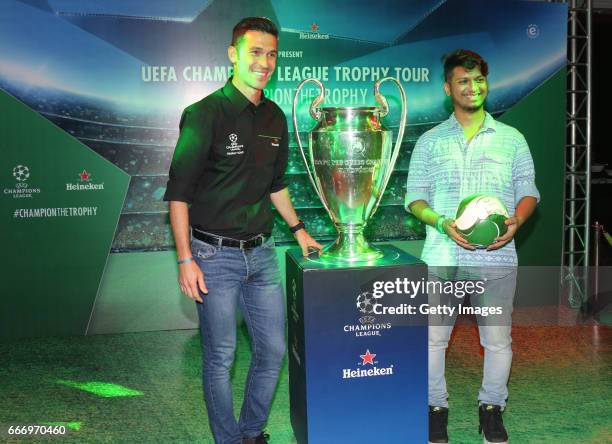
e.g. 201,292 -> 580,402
405,112 -> 540,267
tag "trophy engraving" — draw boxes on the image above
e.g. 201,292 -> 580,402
292,77 -> 407,262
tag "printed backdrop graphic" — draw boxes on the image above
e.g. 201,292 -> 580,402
0,92 -> 130,338
0,0 -> 567,337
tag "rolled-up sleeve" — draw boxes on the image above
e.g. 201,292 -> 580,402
512,134 -> 540,205
163,106 -> 213,203
270,117 -> 289,193
405,135 -> 431,211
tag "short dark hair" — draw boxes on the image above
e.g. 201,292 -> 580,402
231,17 -> 278,47
443,49 -> 489,82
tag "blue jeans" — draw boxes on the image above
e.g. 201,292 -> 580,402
428,267 -> 517,408
192,235 -> 286,444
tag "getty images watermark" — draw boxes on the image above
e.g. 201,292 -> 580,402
362,277 -> 504,318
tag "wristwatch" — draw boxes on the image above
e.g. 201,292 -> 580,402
289,220 -> 305,234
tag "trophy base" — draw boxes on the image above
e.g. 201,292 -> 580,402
318,231 -> 384,263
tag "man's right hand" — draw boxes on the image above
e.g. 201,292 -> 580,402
178,260 -> 207,303
441,218 -> 476,251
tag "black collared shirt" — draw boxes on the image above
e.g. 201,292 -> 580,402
163,79 -> 289,239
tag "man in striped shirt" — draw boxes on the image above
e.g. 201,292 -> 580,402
405,49 -> 539,444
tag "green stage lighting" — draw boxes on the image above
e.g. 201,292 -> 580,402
56,380 -> 143,397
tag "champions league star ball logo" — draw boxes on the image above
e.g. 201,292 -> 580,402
5,165 -> 40,198
12,165 -> 30,182
356,291 -> 376,314
225,134 -> 244,156
345,291 -> 391,337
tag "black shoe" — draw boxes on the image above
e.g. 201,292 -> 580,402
429,406 -> 449,443
242,432 -> 269,444
478,404 -> 508,443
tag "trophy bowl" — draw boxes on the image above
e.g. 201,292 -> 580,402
292,78 -> 407,262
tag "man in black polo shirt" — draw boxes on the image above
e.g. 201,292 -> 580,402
164,17 -> 321,444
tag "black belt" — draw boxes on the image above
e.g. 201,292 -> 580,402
192,229 -> 268,249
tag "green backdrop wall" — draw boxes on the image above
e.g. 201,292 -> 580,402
0,0 -> 567,339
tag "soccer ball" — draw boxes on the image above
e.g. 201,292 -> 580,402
454,194 -> 509,248
356,292 -> 375,314
12,165 -> 30,182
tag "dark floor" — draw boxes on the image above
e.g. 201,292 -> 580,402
0,323 -> 610,443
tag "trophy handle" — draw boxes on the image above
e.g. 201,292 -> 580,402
292,78 -> 332,215
372,76 -> 407,212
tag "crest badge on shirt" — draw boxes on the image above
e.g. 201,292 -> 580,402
226,133 -> 244,156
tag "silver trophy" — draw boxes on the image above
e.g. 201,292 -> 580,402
292,77 -> 407,262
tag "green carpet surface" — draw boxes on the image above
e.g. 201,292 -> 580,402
1,325 -> 610,443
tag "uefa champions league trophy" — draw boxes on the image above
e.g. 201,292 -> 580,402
292,77 -> 407,262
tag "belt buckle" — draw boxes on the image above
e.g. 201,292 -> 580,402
239,239 -> 246,250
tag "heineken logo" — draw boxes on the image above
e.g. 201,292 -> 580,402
342,349 -> 394,379
300,21 -> 330,40
66,169 -> 104,191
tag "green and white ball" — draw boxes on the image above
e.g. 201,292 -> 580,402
454,194 -> 509,248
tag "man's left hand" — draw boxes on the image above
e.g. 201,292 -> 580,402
294,229 -> 323,257
487,216 -> 522,251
